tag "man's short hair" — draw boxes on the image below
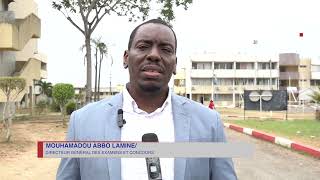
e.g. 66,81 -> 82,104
127,19 -> 177,53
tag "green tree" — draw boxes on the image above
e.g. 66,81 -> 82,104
52,0 -> 193,103
0,77 -> 26,142
52,83 -> 75,125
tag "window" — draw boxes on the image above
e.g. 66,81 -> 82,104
192,62 -> 211,69
214,62 -> 233,69
258,62 -> 274,69
215,94 -> 233,101
204,94 -> 211,101
300,65 -> 307,68
192,63 -> 197,69
192,78 -> 211,85
311,80 -> 320,86
41,62 -> 47,70
236,62 -> 254,69
234,78 -> 254,85
217,78 -> 233,85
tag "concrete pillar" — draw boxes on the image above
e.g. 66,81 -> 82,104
29,86 -> 33,115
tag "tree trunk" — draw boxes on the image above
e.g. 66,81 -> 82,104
94,47 -> 98,101
3,97 -> 11,142
85,36 -> 92,103
5,113 -> 12,142
2,100 -> 7,141
60,104 -> 66,126
97,55 -> 103,101
2,100 -> 6,125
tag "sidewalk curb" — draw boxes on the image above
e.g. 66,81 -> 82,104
224,123 -> 320,159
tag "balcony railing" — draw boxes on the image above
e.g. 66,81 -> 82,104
311,72 -> 320,80
190,69 -> 213,78
190,85 -> 278,94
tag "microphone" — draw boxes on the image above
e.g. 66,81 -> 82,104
142,133 -> 162,180
117,109 -> 126,128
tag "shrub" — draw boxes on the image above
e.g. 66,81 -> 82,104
36,100 -> 48,114
52,83 -> 75,125
50,100 -> 61,112
66,101 -> 76,115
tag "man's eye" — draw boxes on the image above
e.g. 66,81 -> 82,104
162,48 -> 173,53
137,45 -> 149,50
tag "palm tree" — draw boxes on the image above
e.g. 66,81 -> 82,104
91,38 -> 100,101
97,42 -> 108,101
79,44 -> 87,66
91,38 -> 108,101
35,80 -> 53,97
310,88 -> 320,103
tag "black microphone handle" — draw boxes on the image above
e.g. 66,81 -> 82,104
142,133 -> 162,180
145,157 -> 162,180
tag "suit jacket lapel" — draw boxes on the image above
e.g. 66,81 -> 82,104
172,94 -> 191,180
105,93 -> 123,180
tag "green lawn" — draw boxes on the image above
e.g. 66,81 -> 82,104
226,119 -> 320,148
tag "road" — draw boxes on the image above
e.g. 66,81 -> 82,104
1,121 -> 319,180
226,128 -> 320,180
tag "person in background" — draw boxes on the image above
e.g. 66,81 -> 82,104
209,99 -> 215,109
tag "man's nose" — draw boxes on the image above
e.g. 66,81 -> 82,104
146,46 -> 161,61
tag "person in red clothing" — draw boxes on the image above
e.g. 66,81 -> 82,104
208,99 -> 215,109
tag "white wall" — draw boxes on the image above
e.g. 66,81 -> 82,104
9,0 -> 38,19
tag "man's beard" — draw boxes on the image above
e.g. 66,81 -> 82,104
139,83 -> 161,93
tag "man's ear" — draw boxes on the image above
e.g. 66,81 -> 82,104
173,57 -> 177,75
123,50 -> 129,69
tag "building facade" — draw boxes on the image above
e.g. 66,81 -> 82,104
173,68 -> 186,97
0,0 -> 47,110
174,52 -> 320,107
186,53 -> 279,107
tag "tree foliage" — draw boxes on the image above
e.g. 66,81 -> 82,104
0,77 -> 26,142
0,77 -> 26,100
52,83 -> 75,106
35,80 -> 53,97
52,83 -> 75,125
66,101 -> 77,115
310,89 -> 320,103
52,0 -> 193,103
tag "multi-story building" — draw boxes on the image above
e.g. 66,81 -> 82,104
299,57 -> 320,102
176,52 -> 320,106
173,68 -> 186,97
279,53 -> 314,102
0,0 -> 47,110
183,53 -> 279,107
310,58 -> 320,89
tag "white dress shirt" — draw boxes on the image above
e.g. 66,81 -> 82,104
121,87 -> 175,180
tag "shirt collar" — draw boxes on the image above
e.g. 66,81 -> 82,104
122,86 -> 172,116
